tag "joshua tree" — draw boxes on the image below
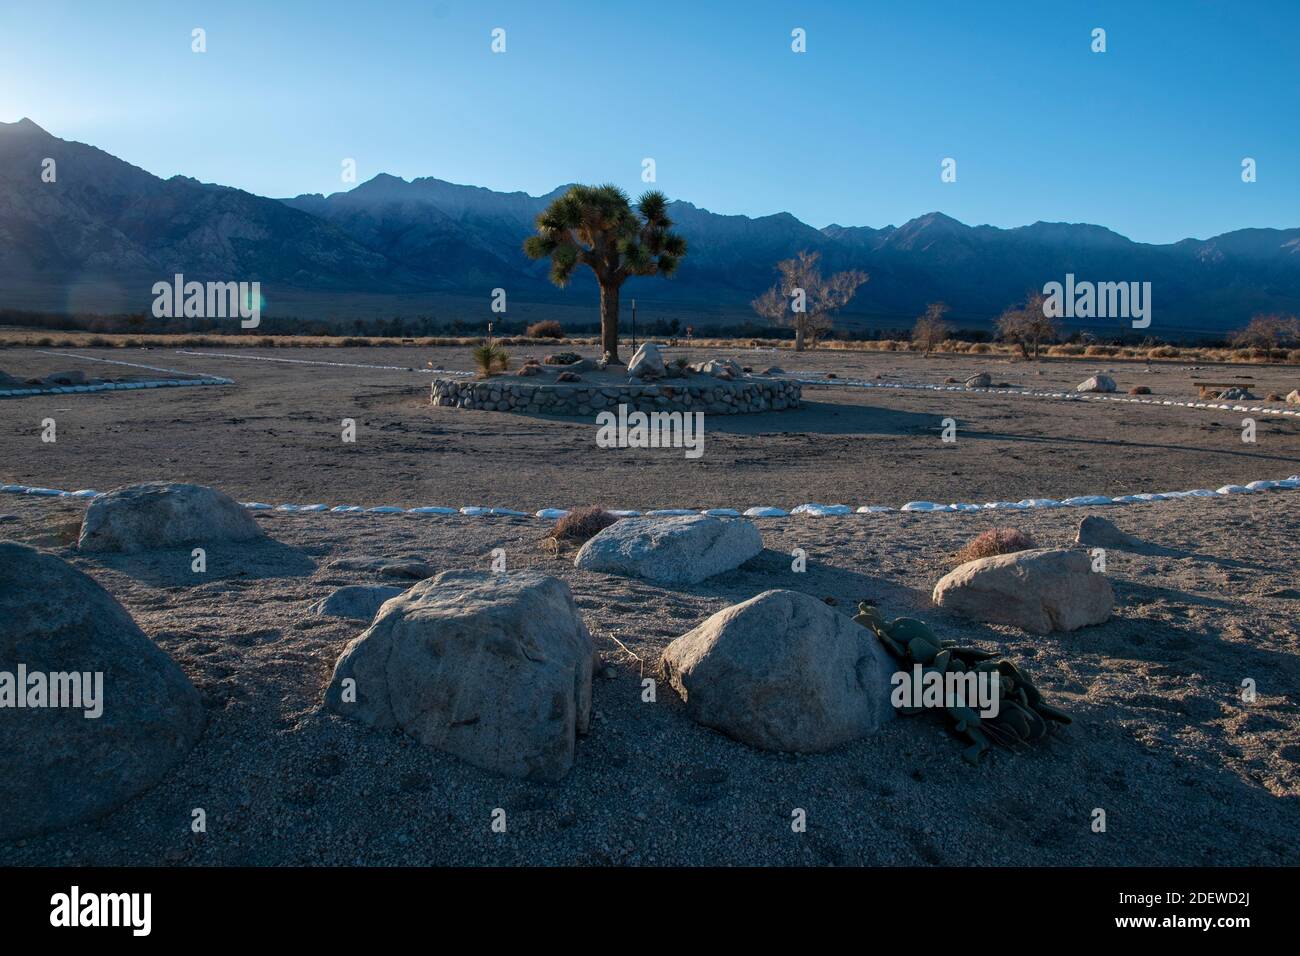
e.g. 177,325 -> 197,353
997,292 -> 1057,359
752,250 -> 868,351
523,184 -> 686,363
912,302 -> 952,355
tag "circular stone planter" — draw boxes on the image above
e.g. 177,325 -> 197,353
431,377 -> 802,416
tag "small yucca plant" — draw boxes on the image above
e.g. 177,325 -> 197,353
471,343 -> 509,377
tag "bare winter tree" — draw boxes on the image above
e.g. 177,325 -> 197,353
751,250 -> 868,351
912,302 -> 952,355
997,292 -> 1058,359
1231,313 -> 1300,351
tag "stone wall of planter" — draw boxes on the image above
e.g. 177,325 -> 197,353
430,377 -> 801,416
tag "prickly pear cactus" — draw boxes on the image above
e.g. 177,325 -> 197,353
854,602 -> 1071,765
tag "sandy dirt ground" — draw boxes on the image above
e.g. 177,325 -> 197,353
2,345 -> 1298,511
1,344 -> 1298,866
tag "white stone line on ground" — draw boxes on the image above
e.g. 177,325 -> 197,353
4,475 -> 1298,520
0,348 -> 236,398
794,376 -> 1300,418
175,350 -> 474,376
31,349 -> 230,378
0,379 -> 233,399
0,350 -> 235,399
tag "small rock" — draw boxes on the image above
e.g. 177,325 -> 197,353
42,369 -> 86,386
1075,515 -> 1147,553
627,342 -> 666,379
310,585 -> 407,620
1076,375 -> 1117,393
574,514 -> 763,586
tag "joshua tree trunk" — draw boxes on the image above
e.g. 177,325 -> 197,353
600,282 -> 622,363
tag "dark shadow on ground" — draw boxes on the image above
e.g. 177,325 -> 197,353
74,537 -> 316,587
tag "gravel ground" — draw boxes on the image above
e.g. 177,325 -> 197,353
0,490 -> 1297,866
1,346 -> 1297,511
1,344 -> 1298,866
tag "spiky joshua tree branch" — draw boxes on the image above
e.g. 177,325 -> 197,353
524,184 -> 687,363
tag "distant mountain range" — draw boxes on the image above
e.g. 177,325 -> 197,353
3,118 -> 1298,335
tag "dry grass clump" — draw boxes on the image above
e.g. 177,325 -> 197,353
526,320 -> 564,339
5,327 -> 1300,367
543,506 -> 620,552
952,527 -> 1037,565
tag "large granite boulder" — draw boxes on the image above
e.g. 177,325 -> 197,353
932,547 -> 1114,634
78,482 -> 265,553
0,542 -> 204,839
627,342 -> 666,379
324,569 -> 594,781
662,589 -> 894,752
574,514 -> 763,586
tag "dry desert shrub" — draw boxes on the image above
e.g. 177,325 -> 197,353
526,320 -> 565,339
542,506 -> 620,553
953,527 -> 1037,565
1129,385 -> 1152,394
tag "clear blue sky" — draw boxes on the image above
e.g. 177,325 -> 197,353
2,0 -> 1296,244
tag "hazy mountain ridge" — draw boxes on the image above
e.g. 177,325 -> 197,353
3,119 -> 1298,332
